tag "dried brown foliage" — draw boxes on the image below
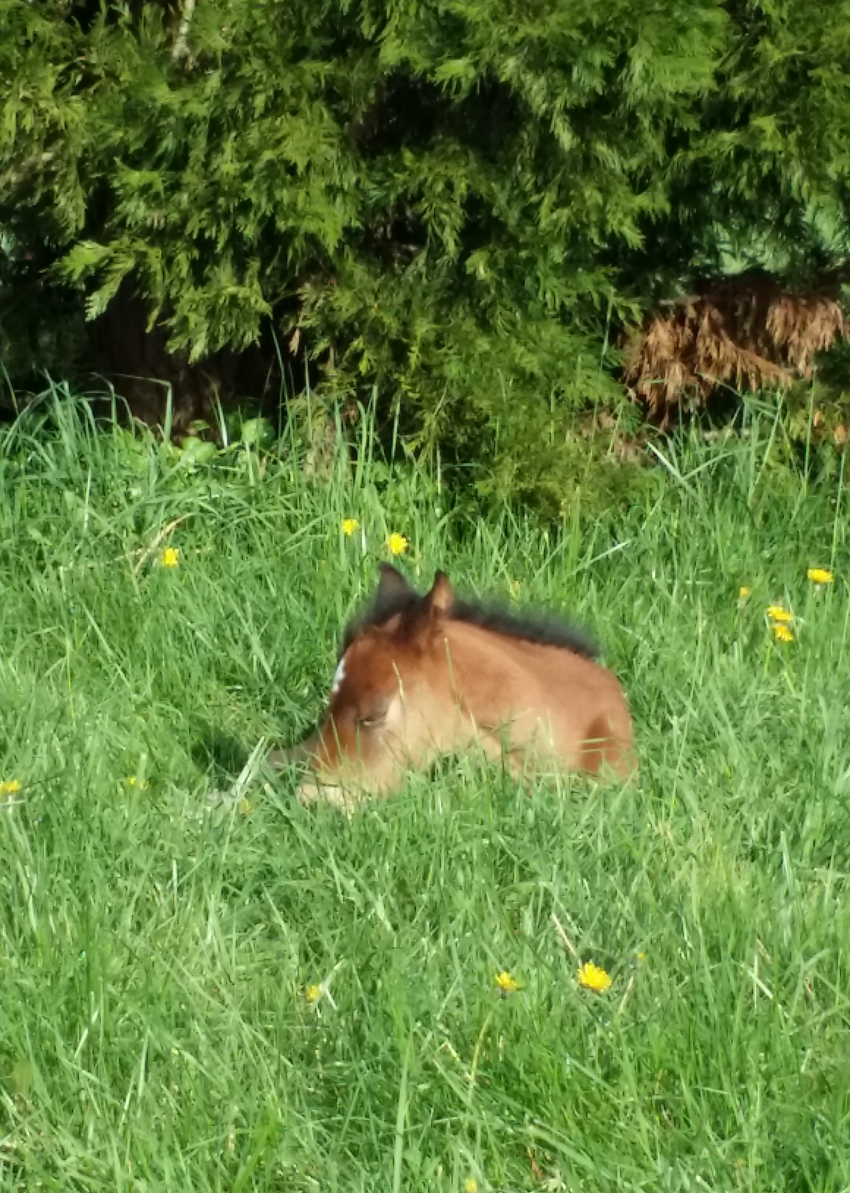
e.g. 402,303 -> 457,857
625,277 -> 847,425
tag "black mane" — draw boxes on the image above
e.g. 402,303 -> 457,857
342,584 -> 600,660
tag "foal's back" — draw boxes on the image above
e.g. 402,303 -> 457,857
437,614 -> 635,778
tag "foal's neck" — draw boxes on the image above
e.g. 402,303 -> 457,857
442,618 -> 542,683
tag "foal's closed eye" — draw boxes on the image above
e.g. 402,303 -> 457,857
356,712 -> 387,729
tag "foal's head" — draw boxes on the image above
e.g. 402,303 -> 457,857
298,564 -> 456,799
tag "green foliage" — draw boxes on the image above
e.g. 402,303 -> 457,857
2,0 -> 850,490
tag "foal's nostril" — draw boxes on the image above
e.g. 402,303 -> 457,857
296,778 -> 354,811
295,781 -> 322,805
267,730 -> 323,772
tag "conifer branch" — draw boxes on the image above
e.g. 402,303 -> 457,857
172,0 -> 197,63
0,150 -> 56,193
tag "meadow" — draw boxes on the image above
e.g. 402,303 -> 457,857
1,394 -> 849,1192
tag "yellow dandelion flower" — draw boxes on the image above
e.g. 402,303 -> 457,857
495,970 -> 519,995
305,983 -> 323,1004
159,546 -> 180,568
577,961 -> 612,993
807,567 -> 834,585
125,776 -> 149,790
387,532 -> 409,556
772,623 -> 794,643
738,586 -> 751,599
464,1180 -> 478,1193
766,605 -> 793,623
342,518 -> 360,537
636,951 -> 647,962
0,779 -> 22,803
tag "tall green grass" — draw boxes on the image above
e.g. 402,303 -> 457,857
1,392 -> 849,1192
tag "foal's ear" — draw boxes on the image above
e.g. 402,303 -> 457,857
424,570 -> 453,615
376,563 -> 414,601
402,570 -> 453,642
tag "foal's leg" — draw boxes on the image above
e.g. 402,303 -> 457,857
477,729 -> 536,792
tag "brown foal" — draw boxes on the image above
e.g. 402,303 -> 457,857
269,564 -> 635,805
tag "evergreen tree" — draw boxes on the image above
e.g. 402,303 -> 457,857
1,0 -> 848,494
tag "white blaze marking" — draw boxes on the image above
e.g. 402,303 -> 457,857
331,655 -> 347,696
